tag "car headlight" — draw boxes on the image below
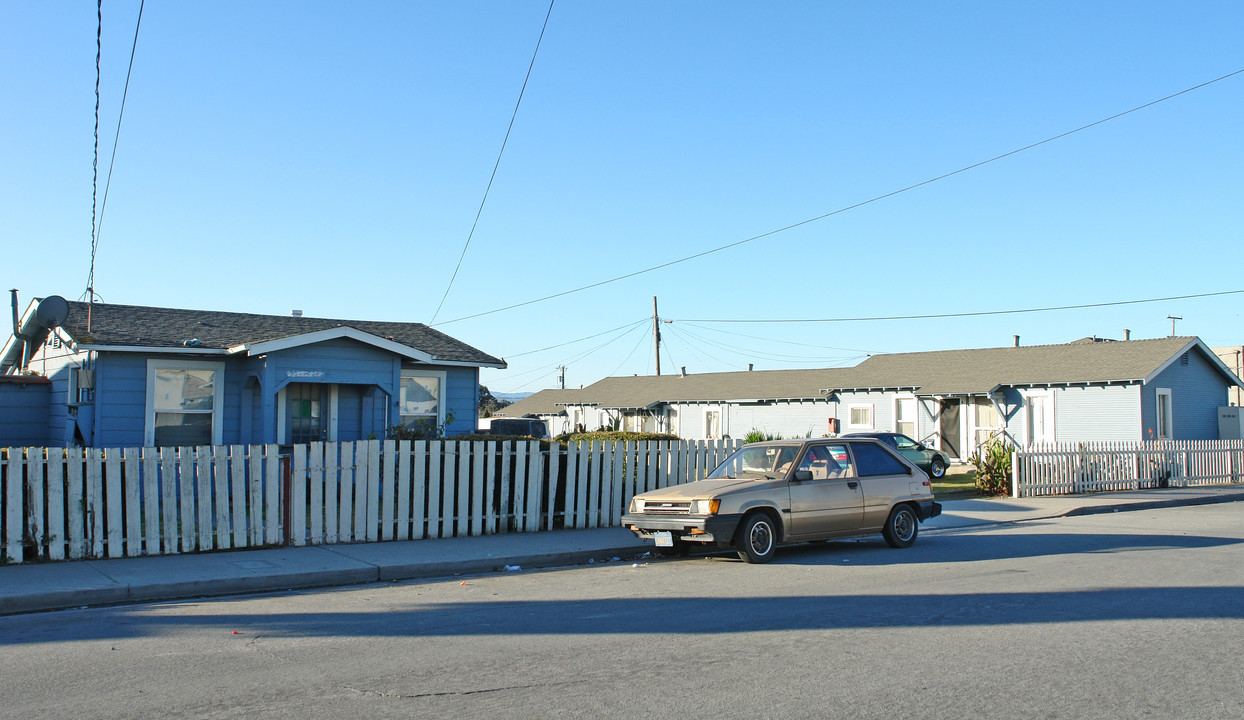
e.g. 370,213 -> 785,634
689,499 -> 720,515
629,498 -> 644,513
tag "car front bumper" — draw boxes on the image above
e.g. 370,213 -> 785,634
620,512 -> 745,545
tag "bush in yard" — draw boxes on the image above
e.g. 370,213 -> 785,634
744,428 -> 782,443
968,437 -> 1013,495
554,431 -> 680,443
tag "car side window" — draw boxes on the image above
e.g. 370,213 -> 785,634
894,435 -> 918,450
881,435 -> 899,449
797,444 -> 853,480
851,442 -> 910,476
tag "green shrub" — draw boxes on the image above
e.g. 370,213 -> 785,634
555,431 -> 680,443
968,437 -> 1013,495
744,429 -> 783,443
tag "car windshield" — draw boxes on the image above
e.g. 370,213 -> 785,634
707,445 -> 800,479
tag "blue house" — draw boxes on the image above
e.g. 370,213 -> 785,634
1,297 -> 506,448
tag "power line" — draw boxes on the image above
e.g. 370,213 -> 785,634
503,317 -> 647,358
670,288 -> 1244,324
429,0 -> 556,324
676,320 -> 876,354
432,67 -> 1244,328
86,0 -> 101,301
85,0 -> 145,301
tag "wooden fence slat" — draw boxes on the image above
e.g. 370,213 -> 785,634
229,446 -> 248,548
382,439 -> 397,541
471,441 -> 484,536
66,447 -> 86,559
211,446 -> 231,551
323,442 -> 339,544
365,439 -> 380,542
563,442 -> 577,529
263,445 -> 281,545
585,441 -> 599,529
291,444 -> 308,547
120,447 -> 140,557
246,445 -> 263,546
141,447 -> 159,555
575,441 -> 590,529
498,441 -> 511,534
484,441 -> 499,534
26,449 -> 45,560
427,441 -> 442,538
611,441 -> 626,525
513,442 -> 528,533
545,442 -> 559,531
308,442 -> 324,545
412,441 -> 427,540
337,442 -> 354,541
47,450 -> 65,560
456,441 -> 471,537
526,440 -> 542,532
3,449 -> 23,563
396,440 -> 412,540
159,448 -> 178,553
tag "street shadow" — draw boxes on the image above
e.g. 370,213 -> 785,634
740,528 -> 1244,567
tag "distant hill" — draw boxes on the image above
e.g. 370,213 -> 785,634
493,392 -> 533,403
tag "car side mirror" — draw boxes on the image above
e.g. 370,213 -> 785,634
792,470 -> 813,482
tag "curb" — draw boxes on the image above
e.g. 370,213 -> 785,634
0,545 -> 651,616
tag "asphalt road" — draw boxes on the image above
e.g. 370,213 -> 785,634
2,504 -> 1242,719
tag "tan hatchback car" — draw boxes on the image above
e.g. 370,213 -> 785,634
621,438 -> 942,563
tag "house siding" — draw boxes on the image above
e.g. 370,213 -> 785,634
0,379 -> 50,446
1144,350 -> 1230,440
1053,384 -> 1141,442
727,399 -> 833,439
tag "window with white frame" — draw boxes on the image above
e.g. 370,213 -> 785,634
847,403 -> 874,429
399,370 -> 446,429
1155,388 -> 1173,439
666,406 -> 679,436
145,360 -> 225,447
705,410 -> 721,439
894,397 -> 916,438
973,397 -> 1001,447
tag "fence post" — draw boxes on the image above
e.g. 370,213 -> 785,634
1010,450 -> 1020,498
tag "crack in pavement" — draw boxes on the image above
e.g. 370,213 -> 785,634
341,678 -> 582,699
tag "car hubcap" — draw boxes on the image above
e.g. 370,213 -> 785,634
896,511 -> 915,541
750,522 -> 772,554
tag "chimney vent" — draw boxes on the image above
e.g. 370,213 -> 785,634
1013,335 -> 1020,347
680,366 -> 687,377
1124,328 -> 1131,341
748,363 -> 754,371
291,310 -> 303,317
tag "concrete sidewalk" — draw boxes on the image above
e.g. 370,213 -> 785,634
3,485 -> 1243,615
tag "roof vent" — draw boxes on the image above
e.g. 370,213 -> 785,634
291,309 -> 303,317
1013,335 -> 1020,347
1124,328 -> 1131,341
680,366 -> 687,377
748,363 -> 754,371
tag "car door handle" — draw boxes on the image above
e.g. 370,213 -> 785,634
847,481 -> 858,489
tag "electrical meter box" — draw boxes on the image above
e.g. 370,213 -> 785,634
1219,406 -> 1244,440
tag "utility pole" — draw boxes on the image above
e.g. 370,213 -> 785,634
556,365 -> 566,390
653,296 -> 661,376
1167,315 -> 1182,337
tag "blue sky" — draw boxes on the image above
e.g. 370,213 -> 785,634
3,2 -> 1241,394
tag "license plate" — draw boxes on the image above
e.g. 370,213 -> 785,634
653,531 -> 673,547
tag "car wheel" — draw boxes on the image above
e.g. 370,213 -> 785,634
735,513 -> 778,563
882,504 -> 919,548
929,456 -> 947,479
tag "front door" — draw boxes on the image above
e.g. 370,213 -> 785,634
787,443 -> 864,536
939,399 -> 962,458
286,383 -> 328,444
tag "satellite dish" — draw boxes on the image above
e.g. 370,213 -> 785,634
35,295 -> 70,329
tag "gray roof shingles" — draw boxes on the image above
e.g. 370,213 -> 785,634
559,337 -> 1230,408
60,301 -> 504,367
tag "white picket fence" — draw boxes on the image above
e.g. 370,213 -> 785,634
1,438 -> 739,564
1012,439 -> 1244,497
